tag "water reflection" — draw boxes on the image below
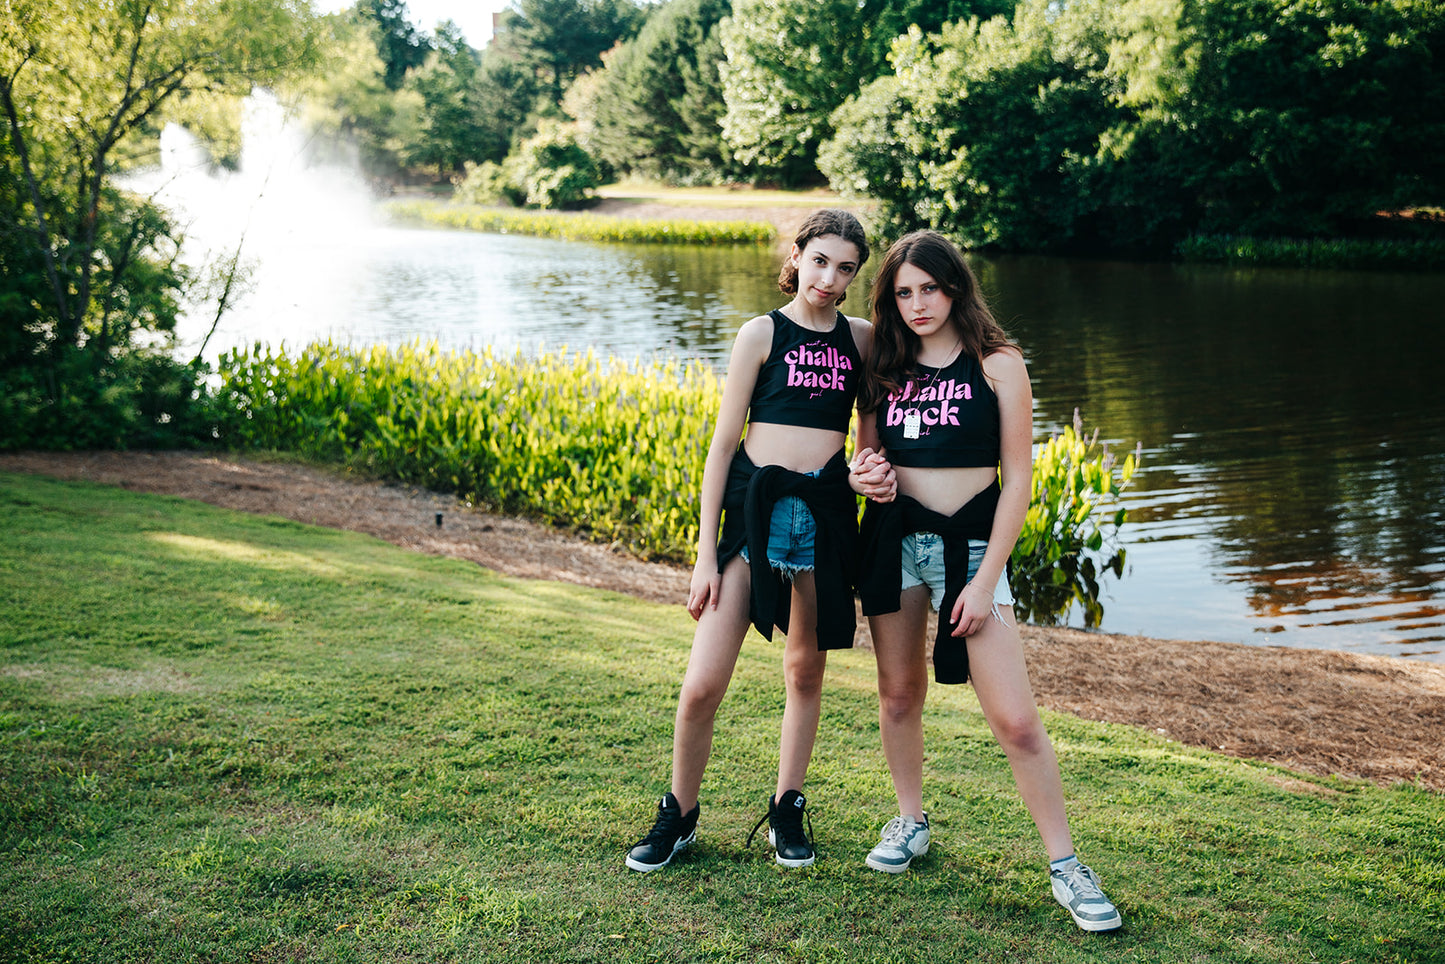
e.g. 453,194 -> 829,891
986,256 -> 1445,660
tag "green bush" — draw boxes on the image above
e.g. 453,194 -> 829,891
1012,410 -> 1139,628
509,121 -> 602,210
1,349 -> 217,451
215,343 -> 1139,622
452,160 -> 523,207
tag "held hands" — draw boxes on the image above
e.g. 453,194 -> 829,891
850,447 -> 897,503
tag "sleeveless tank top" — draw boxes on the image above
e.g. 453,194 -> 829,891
875,349 -> 1000,467
747,310 -> 862,433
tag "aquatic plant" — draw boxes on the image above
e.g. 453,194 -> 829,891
215,344 -> 1138,622
1177,234 -> 1445,271
1013,410 -> 1140,628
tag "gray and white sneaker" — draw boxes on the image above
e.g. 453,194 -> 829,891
865,814 -> 930,873
1050,858 -> 1122,932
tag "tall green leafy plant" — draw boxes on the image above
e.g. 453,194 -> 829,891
216,343 -> 1141,622
1012,410 -> 1139,628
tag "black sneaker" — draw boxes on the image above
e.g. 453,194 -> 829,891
625,792 -> 699,872
746,789 -> 815,868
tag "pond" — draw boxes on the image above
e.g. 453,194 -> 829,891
148,107 -> 1445,664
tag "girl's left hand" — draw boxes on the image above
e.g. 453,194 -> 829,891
949,581 -> 995,638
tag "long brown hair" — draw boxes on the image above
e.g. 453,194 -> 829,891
777,209 -> 870,306
859,230 -> 1015,413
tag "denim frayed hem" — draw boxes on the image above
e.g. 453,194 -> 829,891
767,559 -> 815,580
739,547 -> 815,580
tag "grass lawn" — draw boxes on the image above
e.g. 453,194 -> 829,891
1,471 -> 1441,963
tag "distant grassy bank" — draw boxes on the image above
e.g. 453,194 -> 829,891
1177,230 -> 1445,271
2,472 -> 1442,963
387,198 -> 776,245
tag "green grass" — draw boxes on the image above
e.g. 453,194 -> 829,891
1,470 -> 1442,963
387,199 -> 776,245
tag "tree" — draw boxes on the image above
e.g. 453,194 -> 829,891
1169,0 -> 1445,238
822,0 -> 1445,252
506,0 -> 646,105
297,10 -> 400,175
719,0 -> 1014,185
0,0 -> 321,446
472,28 -> 544,164
359,0 -> 431,90
590,0 -> 732,182
398,21 -> 489,174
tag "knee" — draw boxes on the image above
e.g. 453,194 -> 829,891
676,679 -> 725,723
878,679 -> 926,725
992,711 -> 1050,757
783,654 -> 826,698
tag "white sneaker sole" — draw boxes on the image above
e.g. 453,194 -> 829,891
767,829 -> 816,868
1052,880 -> 1122,931
865,842 -> 928,873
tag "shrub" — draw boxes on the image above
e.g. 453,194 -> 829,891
215,344 -> 1139,622
453,160 -> 523,207
509,122 -> 602,210
1012,410 -> 1139,628
1,349 -> 218,451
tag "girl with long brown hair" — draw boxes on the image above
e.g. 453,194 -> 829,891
854,230 -> 1122,932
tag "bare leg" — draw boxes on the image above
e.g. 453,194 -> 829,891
670,554 -> 753,812
868,585 -> 932,821
776,571 -> 827,799
967,606 -> 1075,861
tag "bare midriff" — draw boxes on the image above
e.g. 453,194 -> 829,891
894,464 -> 999,516
742,422 -> 847,474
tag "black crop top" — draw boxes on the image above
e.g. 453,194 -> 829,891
747,310 -> 862,433
875,349 -> 1000,467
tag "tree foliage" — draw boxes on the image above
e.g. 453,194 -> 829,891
507,0 -> 646,105
717,0 -> 1014,185
589,0 -> 732,182
397,21 -> 491,174
359,0 -> 431,90
717,0 -> 884,184
822,0 -> 1445,251
0,0 -> 321,448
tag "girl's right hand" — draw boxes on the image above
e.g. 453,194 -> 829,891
687,563 -> 722,621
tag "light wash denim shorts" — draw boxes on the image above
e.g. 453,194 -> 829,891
900,532 -> 1015,613
740,490 -> 818,578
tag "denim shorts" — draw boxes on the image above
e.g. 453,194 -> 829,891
740,492 -> 817,577
900,532 -> 1015,613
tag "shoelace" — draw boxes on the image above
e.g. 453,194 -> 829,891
1055,863 -> 1105,901
640,804 -> 686,847
872,820 -> 919,849
745,803 -> 813,849
878,816 -> 917,847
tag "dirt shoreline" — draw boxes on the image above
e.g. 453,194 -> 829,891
4,450 -> 1443,793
